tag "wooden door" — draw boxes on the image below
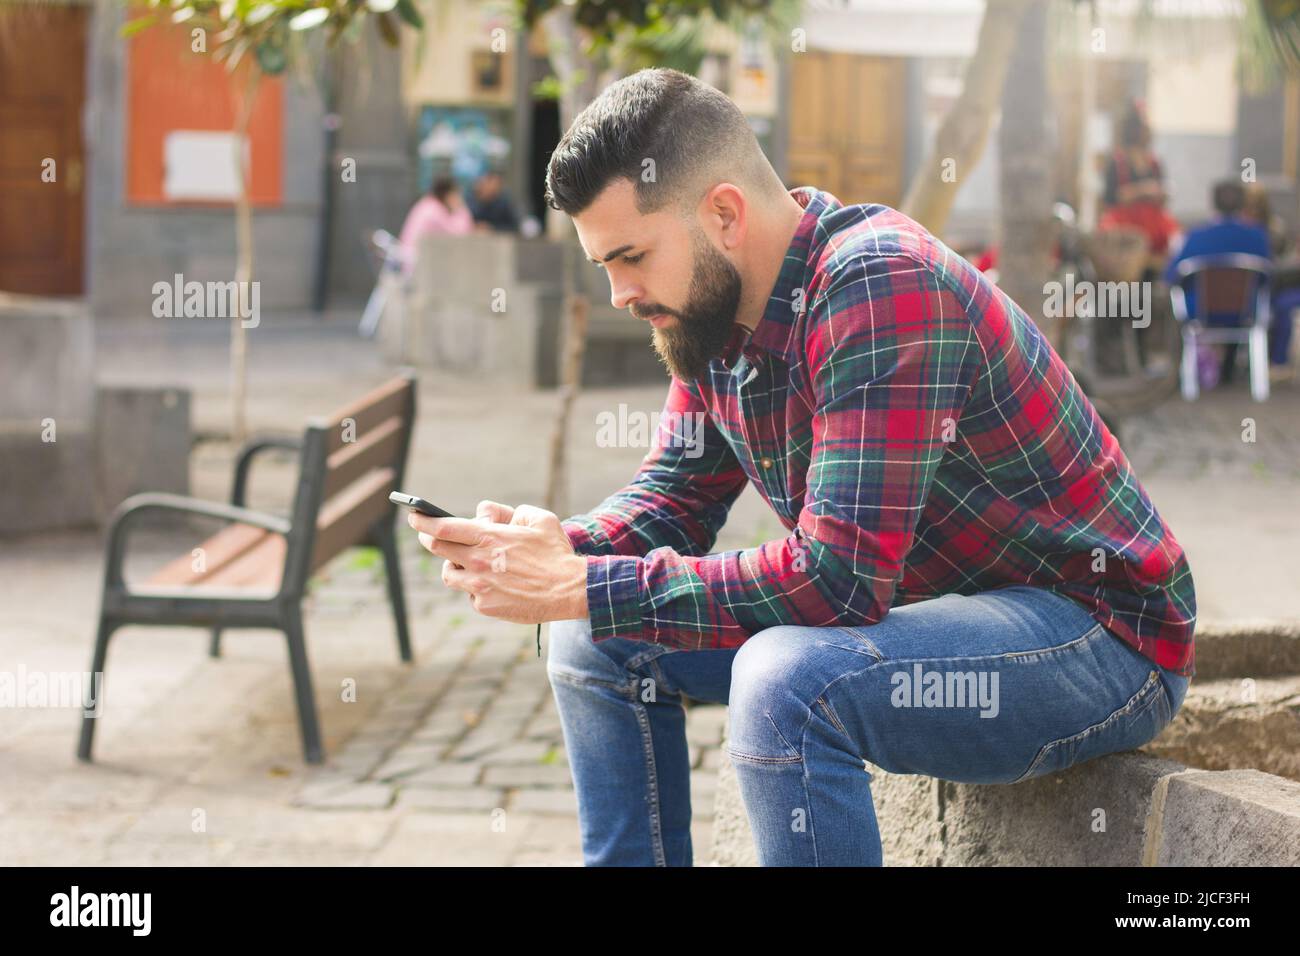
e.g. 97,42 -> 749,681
0,2 -> 88,295
788,52 -> 906,208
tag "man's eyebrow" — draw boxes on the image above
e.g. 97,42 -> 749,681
587,244 -> 635,265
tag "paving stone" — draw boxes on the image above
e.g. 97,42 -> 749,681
510,788 -> 579,816
488,693 -> 545,718
368,812 -> 528,866
699,747 -> 725,771
328,748 -> 387,777
395,787 -> 509,812
474,740 -> 555,765
400,763 -> 482,788
450,725 -> 526,760
293,782 -> 394,811
482,764 -> 575,788
372,751 -> 440,780
408,725 -> 464,744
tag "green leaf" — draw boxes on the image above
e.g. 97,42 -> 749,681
256,38 -> 288,74
375,10 -> 399,46
395,0 -> 424,30
119,14 -> 159,38
347,547 -> 381,571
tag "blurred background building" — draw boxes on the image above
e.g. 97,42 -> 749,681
1,0 -> 1295,309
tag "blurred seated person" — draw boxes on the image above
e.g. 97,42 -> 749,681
468,170 -> 520,233
1099,100 -> 1180,263
1163,180 -> 1275,384
1244,185 -> 1299,378
398,176 -> 474,272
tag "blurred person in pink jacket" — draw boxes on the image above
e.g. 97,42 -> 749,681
398,176 -> 475,273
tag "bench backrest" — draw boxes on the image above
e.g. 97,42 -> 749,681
281,372 -> 417,596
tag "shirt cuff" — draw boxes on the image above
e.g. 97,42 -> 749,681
584,555 -> 644,641
562,517 -> 616,557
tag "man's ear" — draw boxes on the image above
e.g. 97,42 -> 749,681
699,182 -> 748,251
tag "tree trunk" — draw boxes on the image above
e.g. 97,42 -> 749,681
539,6 -> 603,513
231,66 -> 260,446
900,0 -> 1032,234
997,0 -> 1057,347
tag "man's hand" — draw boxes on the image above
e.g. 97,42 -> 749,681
407,502 -> 588,625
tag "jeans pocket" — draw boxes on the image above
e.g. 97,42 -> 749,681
1010,668 -> 1172,784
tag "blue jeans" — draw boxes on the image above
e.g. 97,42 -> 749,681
545,584 -> 1190,866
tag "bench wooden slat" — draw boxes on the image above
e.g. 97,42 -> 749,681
196,535 -> 286,590
311,466 -> 396,571
145,523 -> 270,587
321,414 -> 405,500
323,377 -> 411,453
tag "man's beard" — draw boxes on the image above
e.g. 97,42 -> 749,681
642,229 -> 743,382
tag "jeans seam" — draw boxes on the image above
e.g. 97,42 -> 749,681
827,620 -> 1104,667
1013,666 -> 1164,783
548,666 -> 669,864
816,695 -> 850,739
991,621 -> 1107,661
827,626 -> 885,661
627,684 -> 668,866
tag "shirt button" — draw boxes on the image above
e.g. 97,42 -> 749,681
760,457 -> 774,470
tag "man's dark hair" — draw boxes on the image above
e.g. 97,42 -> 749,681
1212,180 -> 1245,216
544,67 -> 783,217
430,176 -> 456,204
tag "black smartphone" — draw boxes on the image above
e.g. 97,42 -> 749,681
389,491 -> 455,518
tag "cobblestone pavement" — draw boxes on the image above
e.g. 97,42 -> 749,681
1,313 -> 1296,866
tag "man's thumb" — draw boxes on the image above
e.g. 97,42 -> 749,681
475,500 -> 514,523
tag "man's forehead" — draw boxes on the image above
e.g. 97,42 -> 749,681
573,179 -> 663,262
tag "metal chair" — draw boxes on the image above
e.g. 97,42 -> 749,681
1169,253 -> 1273,402
359,228 -> 408,339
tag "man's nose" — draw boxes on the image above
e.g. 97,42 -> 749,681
609,274 -> 642,312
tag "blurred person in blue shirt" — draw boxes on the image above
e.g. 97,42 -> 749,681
1164,180 -> 1280,384
468,170 -> 521,233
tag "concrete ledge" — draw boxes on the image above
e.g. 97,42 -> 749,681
0,294 -> 97,533
714,744 -> 1300,867
712,621 -> 1300,866
1146,769 -> 1300,866
1190,618 -> 1300,679
94,385 -> 191,521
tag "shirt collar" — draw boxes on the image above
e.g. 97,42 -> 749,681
716,186 -> 840,373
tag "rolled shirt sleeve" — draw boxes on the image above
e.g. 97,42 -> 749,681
560,373 -> 750,592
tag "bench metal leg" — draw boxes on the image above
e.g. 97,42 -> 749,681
209,627 -> 222,658
282,610 -> 324,764
77,617 -> 117,762
375,523 -> 413,663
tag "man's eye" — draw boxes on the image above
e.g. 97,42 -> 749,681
621,252 -> 645,265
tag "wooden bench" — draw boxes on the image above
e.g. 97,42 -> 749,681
77,372 -> 419,765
